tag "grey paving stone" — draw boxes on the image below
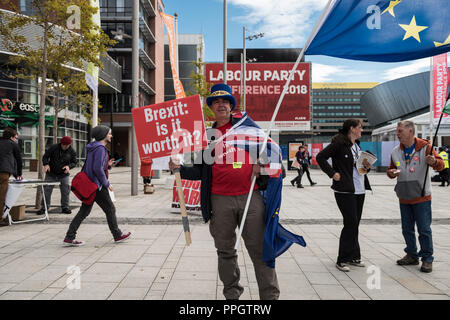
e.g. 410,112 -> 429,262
108,287 -> 148,300
53,282 -> 118,300
312,284 -> 354,300
0,291 -> 39,300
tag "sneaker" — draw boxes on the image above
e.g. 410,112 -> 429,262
63,239 -> 85,247
420,261 -> 432,273
348,259 -> 365,267
114,232 -> 131,243
61,208 -> 72,214
36,209 -> 45,215
336,262 -> 350,272
396,253 -> 419,266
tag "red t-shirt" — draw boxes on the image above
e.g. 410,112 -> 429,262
211,122 -> 257,196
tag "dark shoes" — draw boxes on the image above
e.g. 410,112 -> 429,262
36,209 -> 45,215
311,182 -> 317,186
335,262 -> 350,272
420,261 -> 433,273
61,208 -> 72,214
290,180 -> 295,187
396,254 -> 419,266
297,184 -> 304,188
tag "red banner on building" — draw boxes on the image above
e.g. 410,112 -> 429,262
205,62 -> 311,130
432,54 -> 449,125
131,95 -> 207,160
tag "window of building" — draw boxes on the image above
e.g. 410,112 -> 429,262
178,45 -> 197,61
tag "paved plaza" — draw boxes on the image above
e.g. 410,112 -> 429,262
1,167 -> 450,300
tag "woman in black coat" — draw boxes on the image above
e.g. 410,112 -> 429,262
316,119 -> 372,272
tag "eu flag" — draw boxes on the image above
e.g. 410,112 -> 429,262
306,0 -> 450,62
262,175 -> 306,268
224,112 -> 307,268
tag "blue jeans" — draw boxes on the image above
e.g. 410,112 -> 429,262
399,201 -> 433,263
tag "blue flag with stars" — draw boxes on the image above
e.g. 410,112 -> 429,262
306,0 -> 450,62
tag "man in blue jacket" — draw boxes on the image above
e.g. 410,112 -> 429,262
63,125 -> 131,246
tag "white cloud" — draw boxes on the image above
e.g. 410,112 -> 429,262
228,0 -> 328,47
310,63 -> 366,82
382,58 -> 430,81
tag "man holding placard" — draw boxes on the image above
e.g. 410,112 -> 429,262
169,84 -> 280,300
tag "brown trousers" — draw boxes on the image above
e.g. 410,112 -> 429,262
210,191 -> 280,300
0,172 -> 10,218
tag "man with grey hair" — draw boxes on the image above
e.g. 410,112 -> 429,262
387,120 -> 444,273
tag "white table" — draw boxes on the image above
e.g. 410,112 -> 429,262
2,179 -> 60,226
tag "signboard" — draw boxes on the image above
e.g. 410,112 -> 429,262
205,62 -> 311,131
131,95 -> 207,161
309,143 -> 324,166
171,179 -> 201,213
0,98 -> 52,127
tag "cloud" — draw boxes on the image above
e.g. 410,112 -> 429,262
310,63 -> 367,82
228,0 -> 328,47
382,58 -> 430,81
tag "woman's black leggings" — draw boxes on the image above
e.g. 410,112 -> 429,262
334,192 -> 365,264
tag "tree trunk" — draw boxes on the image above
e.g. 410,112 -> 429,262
53,91 -> 59,144
35,21 -> 49,209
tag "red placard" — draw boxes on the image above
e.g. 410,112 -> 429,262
205,62 -> 311,130
132,95 -> 207,160
309,143 -> 324,166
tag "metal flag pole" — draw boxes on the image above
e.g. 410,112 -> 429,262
131,0 -> 139,195
223,0 -> 227,83
234,0 -> 335,250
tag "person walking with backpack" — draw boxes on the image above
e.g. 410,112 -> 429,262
63,125 -> 131,246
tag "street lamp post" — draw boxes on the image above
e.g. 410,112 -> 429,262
242,29 -> 264,112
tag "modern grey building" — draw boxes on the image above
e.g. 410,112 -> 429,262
361,70 -> 450,146
98,0 -> 165,165
0,5 -> 121,168
311,82 -> 377,143
164,34 -> 204,102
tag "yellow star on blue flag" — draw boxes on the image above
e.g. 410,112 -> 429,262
306,0 -> 450,62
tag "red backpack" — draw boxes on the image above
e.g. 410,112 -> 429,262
71,153 -> 98,205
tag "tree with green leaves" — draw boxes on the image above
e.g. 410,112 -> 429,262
0,0 -> 114,207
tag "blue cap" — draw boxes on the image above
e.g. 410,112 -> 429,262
206,83 -> 237,111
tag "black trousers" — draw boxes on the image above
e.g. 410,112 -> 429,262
439,168 -> 449,185
300,164 -> 314,185
65,187 -> 122,240
334,192 -> 365,264
290,168 -> 303,186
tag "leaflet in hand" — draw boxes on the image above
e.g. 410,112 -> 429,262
357,151 -> 377,174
